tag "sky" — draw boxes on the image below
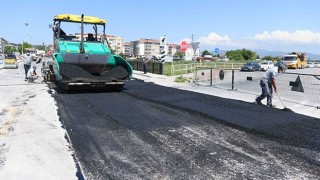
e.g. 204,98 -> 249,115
1,0 -> 320,54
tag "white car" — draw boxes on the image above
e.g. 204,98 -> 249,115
314,62 -> 320,68
260,60 -> 274,71
306,62 -> 314,68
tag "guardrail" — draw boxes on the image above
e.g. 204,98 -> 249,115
194,67 -> 320,108
170,62 -> 243,76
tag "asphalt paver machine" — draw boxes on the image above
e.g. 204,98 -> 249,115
42,14 -> 132,91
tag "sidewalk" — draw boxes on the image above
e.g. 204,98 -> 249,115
131,70 -> 320,119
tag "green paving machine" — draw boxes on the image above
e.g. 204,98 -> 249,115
42,14 -> 132,91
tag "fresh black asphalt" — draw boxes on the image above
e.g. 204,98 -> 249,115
54,79 -> 320,179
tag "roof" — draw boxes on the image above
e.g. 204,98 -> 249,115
54,14 -> 106,24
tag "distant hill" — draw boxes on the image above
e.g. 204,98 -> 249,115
210,49 -> 320,60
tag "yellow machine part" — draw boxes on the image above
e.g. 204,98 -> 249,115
54,14 -> 106,24
4,58 -> 18,69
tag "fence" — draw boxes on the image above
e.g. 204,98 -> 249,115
128,60 -> 163,75
170,62 -> 243,76
194,67 -> 320,108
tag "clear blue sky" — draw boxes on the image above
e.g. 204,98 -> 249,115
1,0 -> 320,54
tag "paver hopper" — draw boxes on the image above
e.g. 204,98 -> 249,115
42,14 -> 132,91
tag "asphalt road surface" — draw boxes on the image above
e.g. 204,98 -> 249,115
53,79 -> 320,180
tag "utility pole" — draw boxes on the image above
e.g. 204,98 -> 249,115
22,23 -> 28,54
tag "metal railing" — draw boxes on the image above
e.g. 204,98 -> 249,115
128,60 -> 163,75
194,67 -> 320,108
170,62 -> 243,76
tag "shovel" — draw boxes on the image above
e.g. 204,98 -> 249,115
276,91 -> 293,112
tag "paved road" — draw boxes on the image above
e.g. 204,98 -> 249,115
54,80 -> 320,180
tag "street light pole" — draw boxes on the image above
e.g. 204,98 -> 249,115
22,23 -> 28,54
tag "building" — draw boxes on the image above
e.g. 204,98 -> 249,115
168,43 -> 180,55
71,33 -> 124,54
106,35 -> 123,54
0,37 -> 9,53
131,38 -> 161,58
122,42 -> 133,57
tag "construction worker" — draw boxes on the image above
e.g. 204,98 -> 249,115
26,65 -> 39,82
21,51 -> 33,81
143,57 -> 148,74
255,62 -> 287,107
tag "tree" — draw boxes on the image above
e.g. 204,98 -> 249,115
262,56 -> 281,62
19,42 -> 32,53
4,46 -> 17,53
174,52 -> 185,59
201,50 -> 212,57
225,49 -> 257,61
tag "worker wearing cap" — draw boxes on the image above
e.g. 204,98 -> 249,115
26,65 -> 39,82
255,63 -> 287,107
21,51 -> 34,81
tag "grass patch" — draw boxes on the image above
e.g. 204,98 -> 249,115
175,75 -> 192,83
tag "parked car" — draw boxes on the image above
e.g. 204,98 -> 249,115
314,62 -> 320,68
240,62 -> 261,71
274,61 -> 288,70
306,62 -> 315,68
260,60 -> 274,71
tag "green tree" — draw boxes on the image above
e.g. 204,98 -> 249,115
262,56 -> 281,62
225,49 -> 257,61
201,50 -> 212,57
4,46 -> 16,53
174,52 -> 185,59
19,42 -> 32,53
226,50 -> 244,61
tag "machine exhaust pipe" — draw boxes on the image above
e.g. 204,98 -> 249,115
80,14 -> 85,53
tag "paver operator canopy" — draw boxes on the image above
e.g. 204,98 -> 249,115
43,14 -> 133,91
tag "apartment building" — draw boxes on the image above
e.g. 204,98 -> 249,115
72,33 -> 123,54
106,35 -> 123,54
122,42 -> 133,57
131,38 -> 161,57
0,37 -> 9,53
168,43 -> 180,55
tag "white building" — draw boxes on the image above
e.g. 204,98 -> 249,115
122,42 -> 133,57
72,33 -> 124,54
106,35 -> 123,54
132,38 -> 161,58
0,37 -> 9,53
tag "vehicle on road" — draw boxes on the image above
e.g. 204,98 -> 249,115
42,14 -> 132,91
306,62 -> 314,68
314,62 -> 320,68
260,60 -> 274,71
282,52 -> 307,69
240,62 -> 261,71
3,53 -> 18,69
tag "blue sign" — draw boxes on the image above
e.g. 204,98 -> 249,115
214,48 -> 219,54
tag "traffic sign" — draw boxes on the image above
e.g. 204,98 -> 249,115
181,41 -> 187,52
214,48 -> 219,54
